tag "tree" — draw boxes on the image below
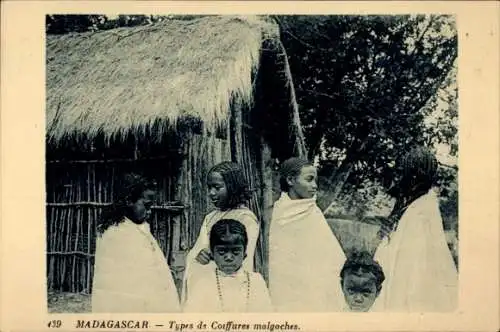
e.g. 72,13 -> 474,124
45,15 -> 189,34
46,15 -> 105,34
275,15 -> 458,204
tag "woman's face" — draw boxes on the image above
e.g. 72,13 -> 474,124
129,189 -> 156,223
207,171 -> 228,209
287,165 -> 318,199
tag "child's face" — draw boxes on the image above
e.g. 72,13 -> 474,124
342,273 -> 379,312
207,171 -> 228,209
129,189 -> 155,223
212,244 -> 246,275
287,165 -> 318,199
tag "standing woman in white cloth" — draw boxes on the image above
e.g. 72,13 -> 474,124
269,157 -> 346,312
374,146 -> 458,312
91,173 -> 180,312
181,162 -> 260,306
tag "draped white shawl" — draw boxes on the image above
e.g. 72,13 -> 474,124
181,207 -> 259,305
183,269 -> 273,312
269,193 -> 346,312
91,218 -> 180,312
374,189 -> 458,312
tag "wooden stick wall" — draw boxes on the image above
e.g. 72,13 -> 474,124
46,159 -> 179,294
46,134 -> 232,294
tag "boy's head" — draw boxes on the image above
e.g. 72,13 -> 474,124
209,219 -> 248,275
340,251 -> 385,312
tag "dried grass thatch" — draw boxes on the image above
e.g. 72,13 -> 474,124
46,15 -> 281,143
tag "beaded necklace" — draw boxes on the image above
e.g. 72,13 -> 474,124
215,268 -> 250,312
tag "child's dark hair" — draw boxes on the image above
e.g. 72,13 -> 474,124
208,162 -> 252,210
209,219 -> 248,252
97,173 -> 157,234
340,251 -> 385,292
279,157 -> 313,192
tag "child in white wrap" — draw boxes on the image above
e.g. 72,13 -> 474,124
181,162 -> 259,306
183,219 -> 273,312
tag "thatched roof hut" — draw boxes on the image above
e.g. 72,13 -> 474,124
46,15 -> 306,150
45,15 -> 306,295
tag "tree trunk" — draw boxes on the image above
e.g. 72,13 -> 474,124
322,161 -> 354,213
321,136 -> 370,213
259,137 -> 273,284
230,103 -> 244,163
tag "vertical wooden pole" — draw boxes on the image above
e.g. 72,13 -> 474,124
88,166 -> 97,293
182,138 -> 189,252
61,183 -> 73,291
72,177 -> 80,292
133,137 -> 139,160
90,163 -> 97,293
260,137 -> 273,284
56,185 -> 68,290
48,206 -> 55,290
230,104 -> 244,164
219,119 -> 230,162
171,137 -> 189,296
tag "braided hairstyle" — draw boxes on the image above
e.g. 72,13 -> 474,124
340,251 -> 385,292
279,157 -> 313,192
207,162 -> 252,210
97,173 -> 157,234
401,146 -> 438,190
384,146 -> 439,235
209,219 -> 248,252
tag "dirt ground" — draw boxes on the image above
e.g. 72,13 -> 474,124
48,291 -> 91,313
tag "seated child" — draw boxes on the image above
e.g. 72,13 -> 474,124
183,219 -> 273,312
340,251 -> 385,312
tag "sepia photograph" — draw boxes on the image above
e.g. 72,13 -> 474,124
44,14 -> 460,314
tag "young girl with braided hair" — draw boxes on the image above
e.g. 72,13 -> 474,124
374,146 -> 458,312
183,219 -> 272,312
181,162 -> 259,306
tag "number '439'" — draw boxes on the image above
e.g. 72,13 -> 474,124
48,320 -> 62,328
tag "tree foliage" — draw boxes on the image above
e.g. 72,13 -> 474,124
275,15 -> 458,201
45,15 -> 203,34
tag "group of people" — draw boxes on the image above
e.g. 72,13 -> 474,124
91,146 -> 458,313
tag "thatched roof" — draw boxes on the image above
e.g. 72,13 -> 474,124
46,15 -> 286,143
